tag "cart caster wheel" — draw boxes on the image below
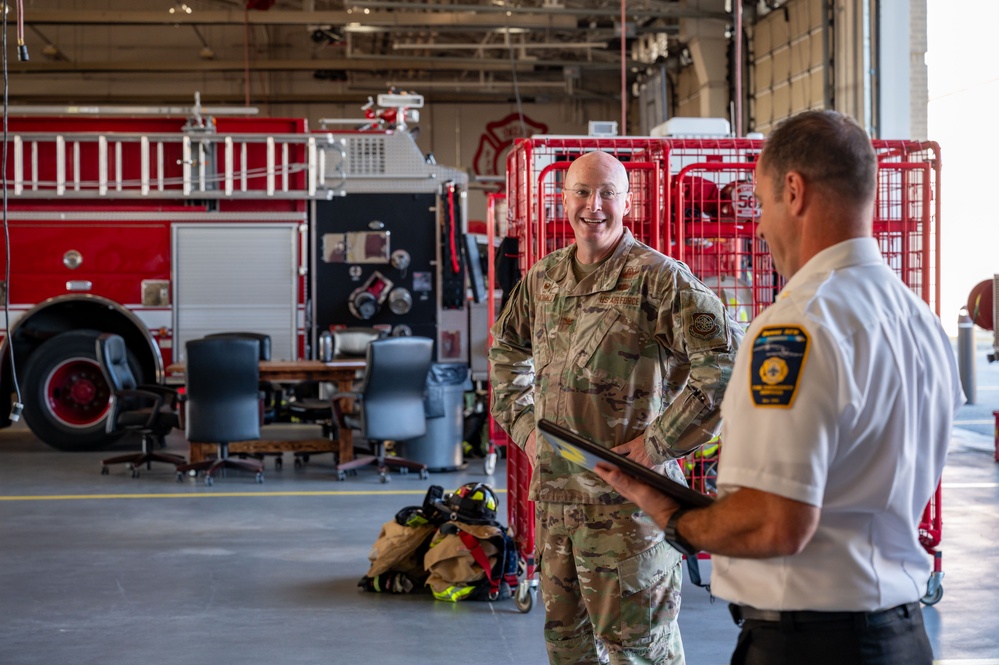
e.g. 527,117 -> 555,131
205,475 -> 214,487
101,466 -> 109,475
176,471 -> 184,483
399,468 -> 409,475
419,469 -> 429,480
921,584 -> 943,605
188,469 -> 198,478
515,581 -> 535,613
130,466 -> 140,478
380,473 -> 390,483
294,457 -> 303,469
484,452 -> 497,476
255,473 -> 264,484
337,471 -> 347,481
921,571 -> 944,605
274,457 -> 283,470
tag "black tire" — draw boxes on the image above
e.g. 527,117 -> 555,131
22,330 -> 137,451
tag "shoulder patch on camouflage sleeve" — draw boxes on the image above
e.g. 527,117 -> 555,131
680,289 -> 730,352
689,312 -> 721,340
750,325 -> 810,407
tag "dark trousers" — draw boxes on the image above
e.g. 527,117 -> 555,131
729,602 -> 933,665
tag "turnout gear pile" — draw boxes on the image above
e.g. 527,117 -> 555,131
359,484 -> 519,602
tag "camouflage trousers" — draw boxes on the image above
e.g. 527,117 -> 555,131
536,501 -> 685,665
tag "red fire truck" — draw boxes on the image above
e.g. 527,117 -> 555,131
0,94 -> 473,451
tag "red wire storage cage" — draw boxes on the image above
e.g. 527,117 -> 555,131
489,136 -> 944,609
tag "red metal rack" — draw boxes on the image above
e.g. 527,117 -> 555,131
490,135 -> 944,610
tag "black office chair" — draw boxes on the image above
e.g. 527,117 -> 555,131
97,333 -> 185,477
333,336 -> 434,483
286,327 -> 386,468
203,331 -> 272,362
204,331 -> 275,415
204,331 -> 283,466
175,337 -> 265,486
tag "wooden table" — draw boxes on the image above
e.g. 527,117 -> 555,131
165,359 -> 366,465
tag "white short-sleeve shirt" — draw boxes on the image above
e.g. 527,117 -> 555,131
712,238 -> 964,611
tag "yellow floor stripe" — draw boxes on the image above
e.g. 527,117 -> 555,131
0,488 -> 509,501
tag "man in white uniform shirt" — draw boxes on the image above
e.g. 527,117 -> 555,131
596,110 -> 964,665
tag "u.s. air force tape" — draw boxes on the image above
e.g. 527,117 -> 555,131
750,325 -> 809,407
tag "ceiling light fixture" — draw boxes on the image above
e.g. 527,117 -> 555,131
191,25 -> 214,60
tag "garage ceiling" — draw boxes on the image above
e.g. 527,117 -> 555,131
9,0 -> 730,105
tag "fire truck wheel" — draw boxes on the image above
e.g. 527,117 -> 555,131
21,330 -> 135,451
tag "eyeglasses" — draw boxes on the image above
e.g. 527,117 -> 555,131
562,187 -> 627,201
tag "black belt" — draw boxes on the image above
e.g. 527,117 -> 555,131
729,602 -> 919,627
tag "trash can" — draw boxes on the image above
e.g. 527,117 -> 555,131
396,363 -> 471,472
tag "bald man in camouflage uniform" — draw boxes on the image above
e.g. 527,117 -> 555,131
489,151 -> 742,664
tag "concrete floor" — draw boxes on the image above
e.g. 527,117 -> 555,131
0,347 -> 997,665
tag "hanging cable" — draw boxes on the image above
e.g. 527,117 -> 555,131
620,0 -> 626,135
734,0 -> 743,137
16,0 -> 28,62
3,1 -> 25,420
243,5 -> 252,107
506,32 -> 526,137
447,183 -> 460,274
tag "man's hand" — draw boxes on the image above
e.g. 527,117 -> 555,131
594,463 -> 681,530
611,435 -> 653,467
597,464 -> 822,557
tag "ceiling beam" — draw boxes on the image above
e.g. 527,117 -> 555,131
6,90 -> 610,106
355,1 -> 729,20
21,9 -> 579,30
10,55 -> 628,74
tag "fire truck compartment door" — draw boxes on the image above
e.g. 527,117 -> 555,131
172,222 -> 300,363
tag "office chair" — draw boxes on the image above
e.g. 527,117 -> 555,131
203,331 -> 272,361
175,337 -> 265,486
286,327 -> 386,468
333,336 -> 434,483
204,331 -> 282,466
97,333 -> 185,477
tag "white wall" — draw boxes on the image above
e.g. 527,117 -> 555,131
927,0 -> 999,335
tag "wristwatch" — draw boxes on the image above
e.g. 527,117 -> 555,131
663,508 -> 698,557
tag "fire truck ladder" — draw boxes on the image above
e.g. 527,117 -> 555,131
6,131 -> 340,200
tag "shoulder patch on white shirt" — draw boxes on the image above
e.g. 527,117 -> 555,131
750,325 -> 810,407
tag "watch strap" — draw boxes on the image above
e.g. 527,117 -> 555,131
664,508 -> 697,557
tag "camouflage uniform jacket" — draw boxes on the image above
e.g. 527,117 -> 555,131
489,229 -> 743,504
